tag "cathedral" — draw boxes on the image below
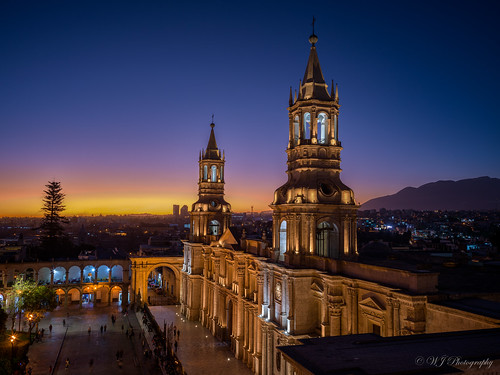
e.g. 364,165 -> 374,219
174,32 -> 500,374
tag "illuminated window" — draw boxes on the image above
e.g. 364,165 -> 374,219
220,166 -> 224,181
317,113 -> 327,144
203,165 -> 208,181
293,116 -> 299,145
316,221 -> 339,258
211,165 -> 217,182
279,221 -> 287,259
209,220 -> 220,236
303,112 -> 311,140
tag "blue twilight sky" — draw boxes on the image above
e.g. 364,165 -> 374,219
1,0 -> 499,215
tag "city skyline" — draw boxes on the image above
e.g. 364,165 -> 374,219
1,0 -> 499,216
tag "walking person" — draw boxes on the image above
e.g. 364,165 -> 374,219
88,326 -> 91,335
104,324 -> 107,332
65,358 -> 70,370
89,358 -> 94,373
63,319 -> 66,327
49,324 -> 52,334
100,325 -> 103,334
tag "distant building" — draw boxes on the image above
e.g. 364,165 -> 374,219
173,204 -> 179,217
180,205 -> 188,217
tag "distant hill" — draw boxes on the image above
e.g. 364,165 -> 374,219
361,177 -> 500,211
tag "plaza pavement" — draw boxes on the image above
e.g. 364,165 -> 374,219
148,305 -> 252,375
26,304 -> 252,375
26,304 -> 161,375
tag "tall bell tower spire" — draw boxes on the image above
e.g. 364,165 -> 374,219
270,28 -> 358,267
190,120 -> 231,244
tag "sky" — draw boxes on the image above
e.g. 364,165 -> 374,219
1,0 -> 499,216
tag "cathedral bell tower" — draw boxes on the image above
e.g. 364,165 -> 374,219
270,31 -> 358,266
190,121 -> 231,244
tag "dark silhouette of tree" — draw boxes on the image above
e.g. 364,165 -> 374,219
40,181 -> 68,242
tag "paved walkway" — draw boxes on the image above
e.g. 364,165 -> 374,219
148,306 -> 252,375
26,304 -> 161,375
26,304 -> 252,375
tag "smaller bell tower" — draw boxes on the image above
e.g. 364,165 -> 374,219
190,121 -> 231,244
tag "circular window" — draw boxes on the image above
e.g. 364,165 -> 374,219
319,183 -> 334,196
210,200 -> 218,207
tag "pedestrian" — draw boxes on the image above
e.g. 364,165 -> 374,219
104,324 -> 107,332
177,330 -> 180,339
49,365 -> 52,373
88,326 -> 91,335
174,340 -> 178,352
49,324 -> 52,333
89,358 -> 94,372
63,319 -> 66,326
121,324 -> 124,332
100,325 -> 103,334
41,328 -> 45,337
65,358 -> 70,370
115,350 -> 120,361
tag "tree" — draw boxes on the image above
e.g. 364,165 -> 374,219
21,284 -> 57,341
38,180 -> 71,258
40,180 -> 68,242
5,276 -> 36,332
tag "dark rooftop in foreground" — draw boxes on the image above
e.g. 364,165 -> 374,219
278,329 -> 500,374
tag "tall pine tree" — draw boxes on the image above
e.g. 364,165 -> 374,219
39,181 -> 69,255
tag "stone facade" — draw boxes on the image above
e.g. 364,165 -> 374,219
178,32 -> 500,375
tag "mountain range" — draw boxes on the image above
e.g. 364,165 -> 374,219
361,177 -> 500,211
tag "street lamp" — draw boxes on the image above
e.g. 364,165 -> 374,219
28,314 -> 33,343
10,335 -> 16,364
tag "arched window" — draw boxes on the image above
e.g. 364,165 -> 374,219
279,221 -> 287,259
203,165 -> 208,181
220,166 -> 224,181
317,113 -> 328,144
316,221 -> 339,258
211,165 -> 217,182
303,112 -> 311,140
209,220 -> 220,236
293,116 -> 300,145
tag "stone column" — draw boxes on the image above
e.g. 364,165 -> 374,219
108,268 -> 112,283
261,324 -> 268,375
254,312 -> 262,373
329,304 -> 342,336
311,109 -> 317,144
65,270 -> 69,285
386,297 -> 394,336
80,268 -> 84,283
321,289 -> 329,337
309,214 -> 315,255
267,329 -> 273,375
286,276 -> 294,334
393,301 -> 400,336
347,287 -> 358,334
50,269 -> 54,285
